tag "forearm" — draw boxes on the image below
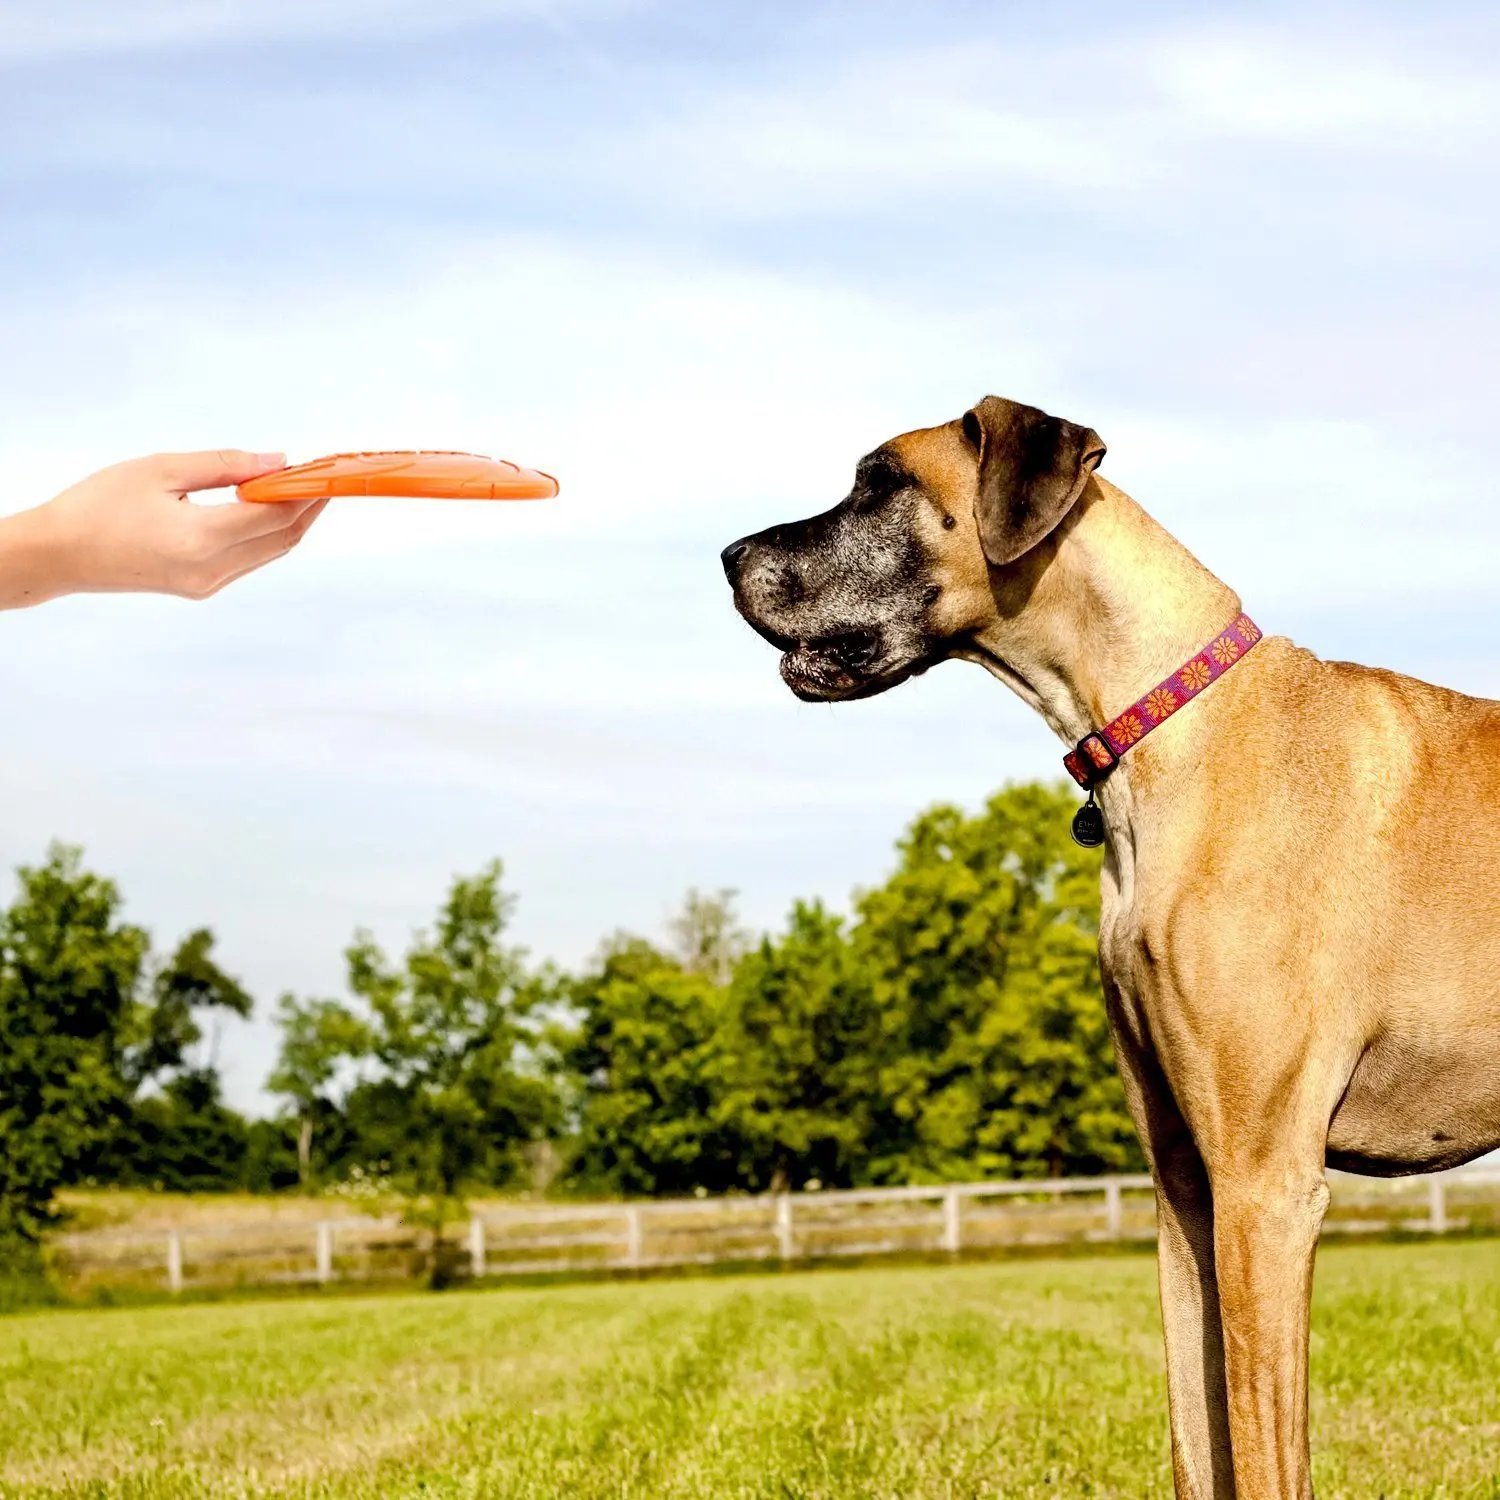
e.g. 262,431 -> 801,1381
0,504 -> 71,611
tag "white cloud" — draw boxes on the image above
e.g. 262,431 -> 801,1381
602,39 -> 1173,218
618,57 -> 1159,215
1155,29 -> 1500,154
584,18 -> 1500,227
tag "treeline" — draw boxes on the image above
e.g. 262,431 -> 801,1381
0,783 -> 1144,1262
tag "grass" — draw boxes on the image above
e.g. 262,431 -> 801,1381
3,1241 -> 1500,1498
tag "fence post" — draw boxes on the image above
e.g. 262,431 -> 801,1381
1105,1178 -> 1123,1241
166,1230 -> 183,1294
1428,1177 -> 1448,1235
942,1188 -> 962,1253
625,1205 -> 643,1269
468,1216 -> 486,1279
315,1221 -> 333,1283
775,1194 -> 794,1260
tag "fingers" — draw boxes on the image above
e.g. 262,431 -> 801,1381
182,498 -> 328,600
200,492 -> 325,544
152,449 -> 288,494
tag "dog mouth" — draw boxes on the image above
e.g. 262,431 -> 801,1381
777,630 -> 929,703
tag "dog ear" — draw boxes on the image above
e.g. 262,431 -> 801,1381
961,396 -> 1106,566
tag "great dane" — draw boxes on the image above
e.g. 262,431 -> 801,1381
720,396 -> 1500,1499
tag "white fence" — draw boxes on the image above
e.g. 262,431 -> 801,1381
50,1169 -> 1500,1296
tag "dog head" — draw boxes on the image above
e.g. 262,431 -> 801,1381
721,397 -> 1106,702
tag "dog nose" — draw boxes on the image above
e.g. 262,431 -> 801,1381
720,537 -> 751,581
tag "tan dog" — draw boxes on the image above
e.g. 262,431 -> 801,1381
721,396 -> 1500,1499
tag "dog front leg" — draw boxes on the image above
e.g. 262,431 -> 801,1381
1210,1159 -> 1329,1500
1107,997 -> 1236,1499
1155,1144 -> 1237,1500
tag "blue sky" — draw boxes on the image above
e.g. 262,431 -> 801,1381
2,1 -> 1498,1111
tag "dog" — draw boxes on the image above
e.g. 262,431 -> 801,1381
721,396 -> 1500,1499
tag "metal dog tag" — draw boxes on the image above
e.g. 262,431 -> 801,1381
1071,795 -> 1105,849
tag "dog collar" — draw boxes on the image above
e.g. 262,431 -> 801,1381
1064,613 -> 1264,793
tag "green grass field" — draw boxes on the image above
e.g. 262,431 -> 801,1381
4,1241 -> 1500,1499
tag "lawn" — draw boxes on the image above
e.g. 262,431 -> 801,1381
3,1241 -> 1500,1498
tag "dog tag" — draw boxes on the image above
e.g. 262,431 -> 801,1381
1071,794 -> 1105,849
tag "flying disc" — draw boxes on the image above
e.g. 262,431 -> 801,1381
236,451 -> 559,503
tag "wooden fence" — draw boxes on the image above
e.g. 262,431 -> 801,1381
49,1168 -> 1500,1296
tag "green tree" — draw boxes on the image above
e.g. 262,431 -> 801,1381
241,1116 -> 303,1193
0,845 -> 148,1261
92,927 -> 258,1190
105,1068 -> 252,1192
0,844 -> 264,1229
711,900 -> 878,1192
305,861 -> 559,1203
267,995 -> 369,1186
852,782 -> 1141,1181
132,927 -> 254,1086
561,935 -> 733,1196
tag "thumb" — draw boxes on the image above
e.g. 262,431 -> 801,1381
152,449 -> 288,494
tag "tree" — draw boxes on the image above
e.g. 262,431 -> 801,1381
557,801 -> 1142,1196
852,782 -> 1142,1181
710,901 -> 878,1192
668,888 -> 750,985
561,935 -> 735,1196
267,995 -> 369,1186
0,845 -> 148,1260
241,1116 -> 303,1193
290,861 -> 560,1204
0,844 -> 263,1231
105,1068 -> 252,1192
131,927 -> 254,1087
91,927 -> 259,1190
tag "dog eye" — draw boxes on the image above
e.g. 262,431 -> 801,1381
851,458 -> 912,512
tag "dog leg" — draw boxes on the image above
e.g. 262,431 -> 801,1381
1156,1144 -> 1237,1500
1209,1155 -> 1329,1499
1108,997 -> 1236,1499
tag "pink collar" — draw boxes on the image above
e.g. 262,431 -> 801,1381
1063,614 -> 1263,789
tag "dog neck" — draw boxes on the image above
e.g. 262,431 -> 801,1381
959,475 -> 1242,761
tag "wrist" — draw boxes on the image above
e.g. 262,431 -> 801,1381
0,501 -> 76,609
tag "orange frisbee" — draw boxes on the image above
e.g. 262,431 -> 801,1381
237,451 -> 559,503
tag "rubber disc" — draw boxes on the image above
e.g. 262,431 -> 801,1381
237,451 -> 559,502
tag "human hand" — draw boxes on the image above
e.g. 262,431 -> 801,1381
0,450 -> 328,609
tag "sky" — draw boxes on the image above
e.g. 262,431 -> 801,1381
2,0 -> 1498,1112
